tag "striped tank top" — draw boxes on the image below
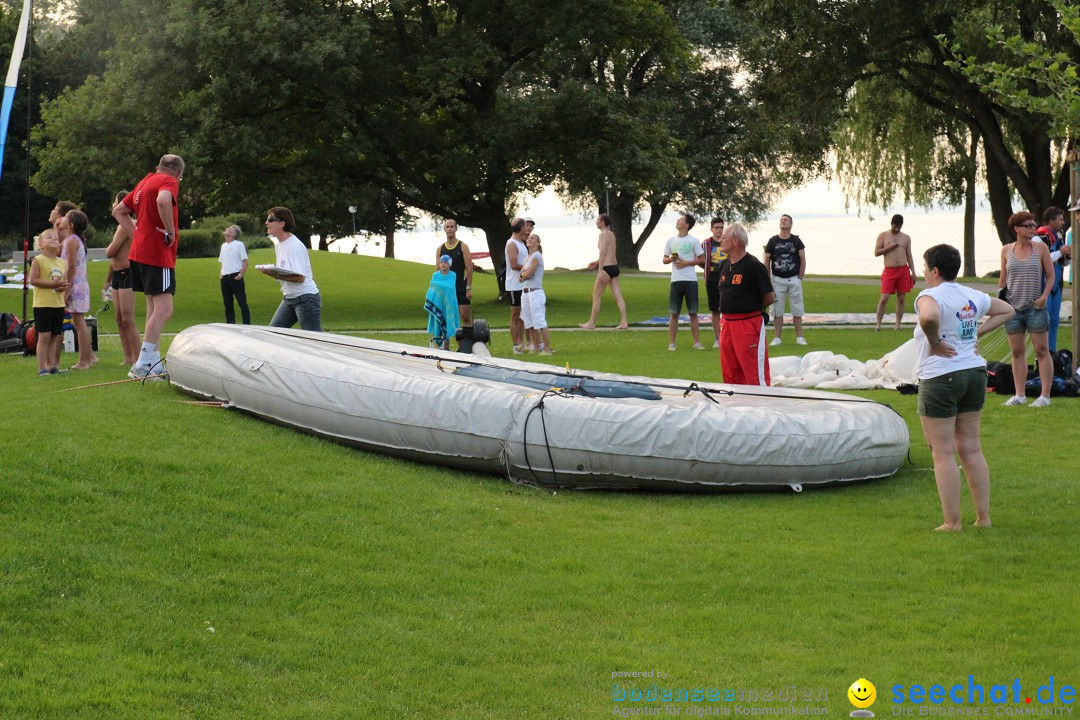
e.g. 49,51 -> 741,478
1005,244 -> 1044,310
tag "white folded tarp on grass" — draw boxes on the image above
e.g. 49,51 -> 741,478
770,339 -> 920,390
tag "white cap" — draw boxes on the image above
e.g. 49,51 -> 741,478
1069,202 -> 1080,212
524,216 -> 535,224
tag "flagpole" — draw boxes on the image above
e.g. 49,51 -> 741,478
21,0 -> 33,323
1,0 -> 34,324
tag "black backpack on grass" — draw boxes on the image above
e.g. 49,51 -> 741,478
0,312 -> 24,354
986,361 -> 1013,395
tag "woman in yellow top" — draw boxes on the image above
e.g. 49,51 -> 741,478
29,229 -> 71,375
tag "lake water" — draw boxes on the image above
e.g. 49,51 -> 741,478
332,208 -> 1007,278
329,187 -> 1011,278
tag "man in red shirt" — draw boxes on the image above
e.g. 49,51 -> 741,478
112,154 -> 184,379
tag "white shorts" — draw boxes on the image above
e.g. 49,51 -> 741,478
771,276 -> 804,317
521,288 -> 547,329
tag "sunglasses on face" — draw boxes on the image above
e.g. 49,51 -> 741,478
1020,222 -> 1037,228
266,217 -> 282,223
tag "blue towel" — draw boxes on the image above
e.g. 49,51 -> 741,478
425,270 -> 460,347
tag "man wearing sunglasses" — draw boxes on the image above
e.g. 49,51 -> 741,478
113,154 -> 185,379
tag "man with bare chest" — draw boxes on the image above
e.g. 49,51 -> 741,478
579,214 -> 629,330
874,214 -> 917,330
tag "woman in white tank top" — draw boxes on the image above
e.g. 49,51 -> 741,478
519,234 -> 554,354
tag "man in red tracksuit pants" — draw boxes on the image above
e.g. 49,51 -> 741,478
716,222 -> 775,386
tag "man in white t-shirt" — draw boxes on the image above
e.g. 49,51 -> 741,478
218,224 -> 250,324
503,217 -> 529,353
662,212 -> 705,350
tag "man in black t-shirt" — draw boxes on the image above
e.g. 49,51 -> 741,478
762,214 -> 806,347
716,223 -> 774,386
437,218 -> 474,325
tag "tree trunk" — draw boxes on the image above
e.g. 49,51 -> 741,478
984,142 -> 1015,246
601,191 -> 669,270
1052,160 -> 1072,210
634,199 -> 668,262
475,211 -> 510,299
963,131 -> 978,277
609,193 -> 638,270
384,204 -> 396,259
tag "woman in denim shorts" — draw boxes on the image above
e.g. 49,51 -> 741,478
915,244 -> 1013,531
998,211 -> 1055,407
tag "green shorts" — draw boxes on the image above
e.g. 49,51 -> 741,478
917,367 -> 987,418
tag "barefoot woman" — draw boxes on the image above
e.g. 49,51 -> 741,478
915,244 -> 1013,531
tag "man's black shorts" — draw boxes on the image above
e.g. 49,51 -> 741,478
706,280 -> 720,313
111,267 -> 133,291
131,261 -> 176,295
508,289 -> 522,308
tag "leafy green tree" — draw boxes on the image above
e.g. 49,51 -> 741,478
34,0 -> 699,287
732,0 -> 1076,245
946,0 -> 1080,138
27,0 -> 811,288
32,0 -> 371,240
833,79 -> 984,275
551,0 -> 788,268
346,0 -> 651,288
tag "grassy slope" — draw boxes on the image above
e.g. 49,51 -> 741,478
1,253 -> 1077,719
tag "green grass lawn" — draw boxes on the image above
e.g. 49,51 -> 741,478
1,253 -> 1077,719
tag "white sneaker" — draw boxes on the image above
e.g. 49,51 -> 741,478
511,345 -> 523,355
769,337 -> 782,347
712,338 -> 720,349
1003,395 -> 1027,407
1031,396 -> 1051,408
693,342 -> 705,350
127,363 -> 153,379
796,336 -> 808,346
668,343 -> 677,352
129,362 -> 167,382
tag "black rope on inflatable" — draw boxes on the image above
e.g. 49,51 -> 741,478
683,382 -> 725,404
522,388 -> 572,486
252,326 -> 889,406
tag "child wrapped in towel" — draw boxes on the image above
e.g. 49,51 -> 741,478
425,254 -> 461,349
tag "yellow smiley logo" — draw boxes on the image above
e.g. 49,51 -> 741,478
848,678 -> 877,709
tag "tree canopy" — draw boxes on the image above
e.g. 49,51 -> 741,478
14,0 -> 1078,283
946,0 -> 1080,140
732,0 -> 1078,243
24,0 -> 799,283
552,0 -> 791,267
